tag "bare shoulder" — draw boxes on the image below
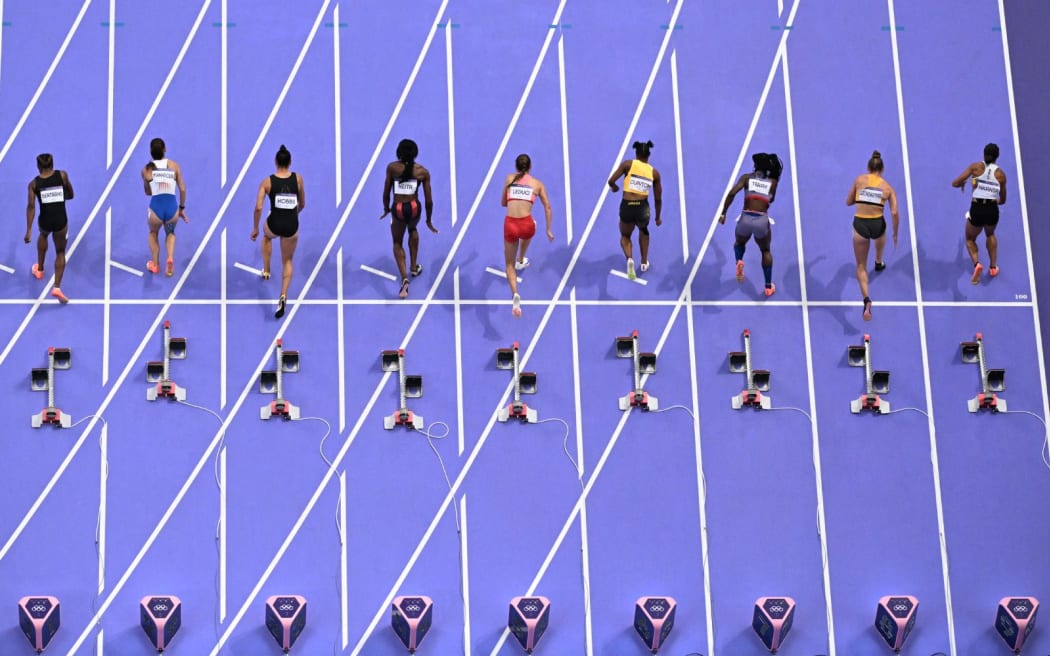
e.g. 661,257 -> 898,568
417,164 -> 430,180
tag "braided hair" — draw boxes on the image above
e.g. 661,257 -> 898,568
396,139 -> 418,182
632,140 -> 654,159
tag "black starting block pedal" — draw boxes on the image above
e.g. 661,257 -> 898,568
496,342 -> 540,423
146,362 -> 165,383
405,375 -> 423,398
381,350 -> 402,372
52,348 -> 71,369
961,332 -> 1007,412
31,368 -> 49,392
168,337 -> 187,359
259,339 -> 301,420
638,353 -> 657,375
849,334 -> 891,414
729,329 -> 771,410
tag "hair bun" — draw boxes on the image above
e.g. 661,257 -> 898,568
279,144 -> 288,152
646,140 -> 654,148
871,150 -> 881,159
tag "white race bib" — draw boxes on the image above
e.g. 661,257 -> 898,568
394,179 -> 418,194
973,178 -> 1000,200
857,186 -> 884,205
626,174 -> 652,194
150,169 -> 176,195
39,187 -> 64,204
747,178 -> 772,195
275,193 -> 298,210
507,184 -> 534,202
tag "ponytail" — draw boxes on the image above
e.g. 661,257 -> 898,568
507,153 -> 531,188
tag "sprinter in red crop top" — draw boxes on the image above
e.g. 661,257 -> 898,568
501,153 -> 553,318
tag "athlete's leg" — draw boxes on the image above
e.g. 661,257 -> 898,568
52,226 -> 68,288
36,231 -> 48,273
757,230 -> 773,294
147,209 -> 163,273
619,221 -> 634,260
279,232 -> 298,301
853,230 -> 872,298
638,224 -> 650,266
964,219 -> 982,264
984,224 -> 998,271
390,219 -> 408,282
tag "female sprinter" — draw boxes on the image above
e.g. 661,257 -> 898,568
846,150 -> 899,321
141,137 -> 188,276
951,142 -> 1007,284
719,152 -> 783,296
25,153 -> 74,302
608,140 -> 662,279
252,145 -> 305,319
502,154 -> 553,317
382,139 -> 436,299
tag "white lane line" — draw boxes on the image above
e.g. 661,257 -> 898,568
109,260 -> 143,277
0,0 -> 213,368
460,494 -> 472,656
103,210 -> 112,385
220,229 -> 228,409
0,263 -> 14,274
333,3 -> 342,204
445,18 -> 459,227
558,34 -> 573,244
609,269 -> 648,285
670,49 -> 688,263
218,446 -> 227,622
0,0 -> 92,166
337,248 -> 346,432
454,268 -> 465,455
60,3 -> 336,651
683,288 -> 714,656
221,0 -> 228,185
360,264 -> 397,281
107,0 -> 115,167
998,0 -> 1050,478
569,288 -> 594,656
782,43 -> 836,654
233,261 -> 264,277
96,421 -> 108,654
485,266 -> 521,283
0,0 -> 4,84
339,471 -> 349,650
886,2 -> 954,653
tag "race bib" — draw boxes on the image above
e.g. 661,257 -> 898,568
747,178 -> 772,195
626,173 -> 652,194
857,186 -> 884,204
973,179 -> 999,199
275,193 -> 298,210
151,170 -> 176,194
507,184 -> 534,202
394,179 -> 418,194
39,187 -> 64,204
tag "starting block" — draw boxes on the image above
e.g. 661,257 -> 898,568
960,333 -> 1007,412
392,596 -> 434,652
382,349 -> 425,430
508,596 -> 550,654
146,321 -> 187,401
496,342 -> 539,423
848,334 -> 891,414
617,331 -> 659,411
728,329 -> 771,410
995,596 -> 1039,653
874,595 -> 918,652
30,347 -> 72,428
259,340 -> 301,420
634,596 -> 677,653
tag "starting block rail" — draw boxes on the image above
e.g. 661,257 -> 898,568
31,347 -> 72,428
146,320 -> 187,401
259,340 -> 301,420
727,329 -> 771,410
382,349 -> 424,430
496,342 -> 538,423
848,334 -> 891,414
616,331 -> 658,411
960,332 -> 1007,412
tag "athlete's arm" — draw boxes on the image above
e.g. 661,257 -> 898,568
768,178 -> 778,204
845,177 -> 857,206
382,163 -> 394,214
537,181 -> 554,241
501,174 -> 512,208
607,161 -> 629,192
142,164 -> 153,196
996,168 -> 1008,205
296,173 -> 306,213
951,163 -> 978,189
174,162 -> 188,221
652,168 -> 663,226
61,170 -> 75,201
422,169 -> 437,233
720,174 -> 747,224
251,178 -> 268,241
25,180 -> 36,243
888,185 -> 900,247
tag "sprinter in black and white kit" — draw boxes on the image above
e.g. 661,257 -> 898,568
252,145 -> 305,319
25,153 -> 74,303
952,143 -> 1007,284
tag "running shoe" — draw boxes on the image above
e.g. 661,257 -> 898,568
165,258 -> 174,277
31,263 -> 44,280
275,295 -> 287,319
261,269 -> 271,280
146,261 -> 159,274
863,297 -> 872,322
512,293 -> 522,318
514,258 -> 530,271
639,261 -> 650,273
971,262 -> 983,285
626,258 -> 636,281
989,265 -> 1000,277
411,264 -> 423,277
764,283 -> 776,297
874,261 -> 886,272
735,260 -> 745,282
50,288 -> 69,304
399,278 -> 410,299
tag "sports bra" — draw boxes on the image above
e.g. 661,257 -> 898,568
855,174 -> 885,206
506,174 -> 536,204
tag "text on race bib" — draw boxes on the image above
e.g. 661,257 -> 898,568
275,193 -> 298,210
857,186 -> 884,204
39,187 -> 64,204
626,174 -> 652,194
747,178 -> 772,195
151,170 -> 176,194
507,184 -> 534,202
394,179 -> 418,194
974,179 -> 1000,198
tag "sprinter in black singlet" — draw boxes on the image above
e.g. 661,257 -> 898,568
382,139 -> 436,299
719,153 -> 783,296
952,143 -> 1008,284
25,153 -> 74,303
608,140 -> 662,280
846,150 -> 899,321
252,145 -> 305,319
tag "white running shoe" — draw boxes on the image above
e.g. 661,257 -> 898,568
512,293 -> 522,318
626,258 -> 636,280
639,261 -> 650,273
514,257 -> 531,271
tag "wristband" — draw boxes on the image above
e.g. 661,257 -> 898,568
179,205 -> 185,210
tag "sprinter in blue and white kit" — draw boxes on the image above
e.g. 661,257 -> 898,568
952,143 -> 1007,284
719,153 -> 783,297
141,137 -> 188,277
